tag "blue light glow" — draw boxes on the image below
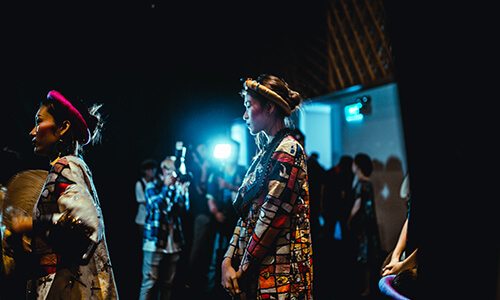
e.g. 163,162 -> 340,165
344,103 -> 364,122
213,143 -> 233,160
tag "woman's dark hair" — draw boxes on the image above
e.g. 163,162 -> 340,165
41,93 -> 105,156
354,153 -> 373,177
338,155 -> 354,174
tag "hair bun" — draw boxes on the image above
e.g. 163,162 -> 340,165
87,103 -> 105,145
287,90 -> 302,111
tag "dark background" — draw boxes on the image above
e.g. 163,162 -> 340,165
2,1 -> 499,299
384,1 -> 498,299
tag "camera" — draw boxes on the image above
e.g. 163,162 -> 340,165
174,141 -> 193,183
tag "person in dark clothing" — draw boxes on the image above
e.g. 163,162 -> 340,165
306,152 -> 326,243
205,140 -> 246,299
348,153 -> 382,298
324,155 -> 354,242
184,142 -> 214,297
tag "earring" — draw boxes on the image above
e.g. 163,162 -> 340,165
55,138 -> 64,158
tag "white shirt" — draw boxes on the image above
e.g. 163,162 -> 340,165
134,178 -> 148,225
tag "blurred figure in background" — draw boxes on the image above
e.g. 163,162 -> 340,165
206,139 -> 246,299
135,159 -> 159,248
324,155 -> 354,242
139,156 -> 190,300
306,151 -> 326,242
348,152 -> 382,298
184,142 -> 214,297
305,151 -> 326,299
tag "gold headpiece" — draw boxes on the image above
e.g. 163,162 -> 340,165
243,78 -> 292,116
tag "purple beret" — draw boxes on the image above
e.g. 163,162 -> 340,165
47,90 -> 91,145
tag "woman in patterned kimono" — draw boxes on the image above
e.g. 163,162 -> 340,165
9,90 -> 118,299
221,75 -> 313,300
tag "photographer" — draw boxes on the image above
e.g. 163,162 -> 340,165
139,156 -> 189,300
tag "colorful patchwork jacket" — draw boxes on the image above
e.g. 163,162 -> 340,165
225,128 -> 314,300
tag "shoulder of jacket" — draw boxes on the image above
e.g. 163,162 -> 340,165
275,135 -> 303,155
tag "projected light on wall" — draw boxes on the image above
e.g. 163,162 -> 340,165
344,95 -> 371,122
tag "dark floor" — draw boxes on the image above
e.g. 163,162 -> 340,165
119,230 -> 387,300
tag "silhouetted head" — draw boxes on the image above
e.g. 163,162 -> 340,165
353,153 -> 373,177
140,159 -> 158,180
338,155 -> 353,173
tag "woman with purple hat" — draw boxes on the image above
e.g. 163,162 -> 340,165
8,90 -> 118,299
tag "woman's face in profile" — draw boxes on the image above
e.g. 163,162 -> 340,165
242,94 -> 267,135
29,105 -> 60,157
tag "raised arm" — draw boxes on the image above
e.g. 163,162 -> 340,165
391,218 -> 409,262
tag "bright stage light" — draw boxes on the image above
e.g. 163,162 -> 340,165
213,143 -> 233,160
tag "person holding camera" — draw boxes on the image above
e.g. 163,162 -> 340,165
139,156 -> 190,300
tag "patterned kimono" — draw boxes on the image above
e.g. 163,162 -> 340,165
225,129 -> 313,300
29,155 -> 118,299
